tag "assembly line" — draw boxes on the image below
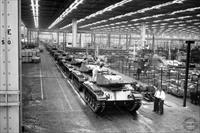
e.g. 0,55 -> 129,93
1,0 -> 200,132
21,43 -> 200,133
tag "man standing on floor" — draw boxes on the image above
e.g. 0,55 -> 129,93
158,88 -> 166,115
153,87 -> 159,112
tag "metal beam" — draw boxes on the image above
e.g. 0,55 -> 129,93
0,0 -> 20,133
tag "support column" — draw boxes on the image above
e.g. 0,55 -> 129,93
72,19 -> 77,47
0,0 -> 20,132
95,34 -> 99,58
91,32 -> 96,48
63,32 -> 65,50
34,31 -> 36,45
79,33 -> 82,47
168,40 -> 171,60
129,34 -> 131,48
141,23 -> 146,49
37,30 -> 39,47
133,35 -> 136,57
118,34 -> 121,48
126,34 -> 129,50
107,33 -> 111,48
91,33 -> 93,47
94,33 -> 96,48
152,34 -> 155,54
57,32 -> 59,48
27,30 -> 29,46
30,30 -> 32,44
51,33 -> 53,44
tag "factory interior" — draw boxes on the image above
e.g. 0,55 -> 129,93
0,0 -> 200,133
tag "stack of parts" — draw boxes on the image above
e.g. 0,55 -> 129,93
21,49 -> 41,63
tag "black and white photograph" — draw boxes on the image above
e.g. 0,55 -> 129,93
0,0 -> 200,133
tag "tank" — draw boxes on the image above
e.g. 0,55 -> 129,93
54,50 -> 64,61
70,58 -> 84,67
79,64 -> 143,113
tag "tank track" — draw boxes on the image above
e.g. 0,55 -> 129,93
126,100 -> 142,112
84,89 -> 106,113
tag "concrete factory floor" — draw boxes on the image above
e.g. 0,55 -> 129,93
22,49 -> 200,133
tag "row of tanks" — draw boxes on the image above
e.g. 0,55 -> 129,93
46,45 -> 143,113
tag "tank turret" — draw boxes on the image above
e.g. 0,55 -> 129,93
96,71 -> 131,86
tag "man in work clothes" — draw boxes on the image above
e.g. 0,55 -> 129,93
92,62 -> 104,82
153,87 -> 159,112
158,88 -> 165,115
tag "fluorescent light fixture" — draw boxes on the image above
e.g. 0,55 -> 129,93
79,20 -> 107,28
178,16 -> 191,19
163,18 -> 176,21
80,21 -> 128,29
174,21 -> 182,24
60,0 -> 188,30
64,0 -> 133,29
179,24 -> 186,26
170,7 -> 200,15
153,20 -> 162,23
172,0 -> 185,4
48,0 -> 84,29
168,25 -> 176,27
160,23 -> 167,25
131,14 -> 166,22
31,0 -> 39,28
193,22 -> 200,25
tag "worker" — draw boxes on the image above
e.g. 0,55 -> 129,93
137,68 -> 141,80
82,57 -> 88,64
158,88 -> 166,115
92,62 -> 104,82
153,87 -> 159,112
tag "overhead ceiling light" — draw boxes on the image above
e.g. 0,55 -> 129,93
179,24 -> 186,26
60,0 -> 187,30
168,25 -> 176,27
79,20 -> 107,28
31,0 -> 39,28
160,23 -> 167,25
48,0 -> 85,29
153,20 -> 162,23
170,7 -> 200,15
174,21 -> 182,24
178,16 -> 191,19
193,22 -> 200,25
173,0 -> 185,4
163,18 -> 176,21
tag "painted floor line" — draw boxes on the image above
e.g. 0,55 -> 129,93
48,57 -> 73,111
50,54 -> 86,106
67,80 -> 86,106
55,77 -> 73,111
40,67 -> 44,100
55,63 -> 67,79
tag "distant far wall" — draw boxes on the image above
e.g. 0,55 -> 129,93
39,32 -> 200,50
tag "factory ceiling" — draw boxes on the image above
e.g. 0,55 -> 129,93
22,0 -> 200,36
